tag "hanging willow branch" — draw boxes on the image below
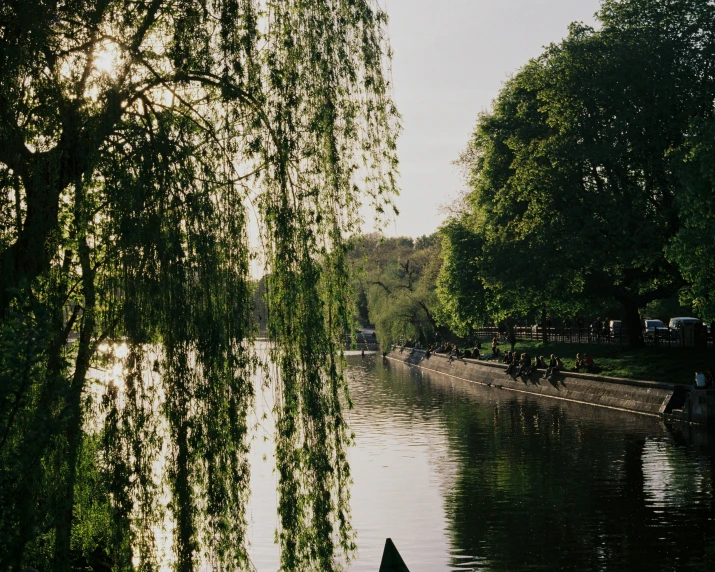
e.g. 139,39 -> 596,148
0,1 -> 399,571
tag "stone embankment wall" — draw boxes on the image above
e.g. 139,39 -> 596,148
388,348 -> 678,418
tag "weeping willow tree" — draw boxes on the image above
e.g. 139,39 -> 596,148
0,1 -> 399,571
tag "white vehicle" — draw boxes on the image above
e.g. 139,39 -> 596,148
668,317 -> 703,341
668,317 -> 702,329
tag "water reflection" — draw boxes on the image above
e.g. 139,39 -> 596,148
246,356 -> 715,571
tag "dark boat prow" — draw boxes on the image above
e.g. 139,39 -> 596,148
379,538 -> 410,572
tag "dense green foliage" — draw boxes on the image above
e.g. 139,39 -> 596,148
349,234 -> 441,345
0,1 -> 398,571
435,219 -> 489,338
440,0 -> 715,344
669,118 -> 715,322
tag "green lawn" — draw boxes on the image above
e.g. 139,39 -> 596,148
481,339 -> 715,385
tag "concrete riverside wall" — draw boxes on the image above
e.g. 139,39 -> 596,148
387,348 -> 677,418
669,388 -> 715,425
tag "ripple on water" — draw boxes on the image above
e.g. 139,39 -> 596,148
246,356 -> 715,571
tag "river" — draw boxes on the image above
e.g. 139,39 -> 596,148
245,354 -> 715,571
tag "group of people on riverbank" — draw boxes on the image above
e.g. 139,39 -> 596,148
428,342 -> 482,359
503,352 -> 564,379
400,337 -> 605,379
575,353 -> 596,373
427,335 -> 504,361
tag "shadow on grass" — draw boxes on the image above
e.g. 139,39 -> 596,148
513,340 -> 715,384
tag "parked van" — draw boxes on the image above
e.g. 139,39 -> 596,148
668,317 -> 701,329
668,317 -> 703,343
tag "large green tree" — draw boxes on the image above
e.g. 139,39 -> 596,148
668,116 -> 715,322
0,2 -> 399,571
444,0 -> 715,346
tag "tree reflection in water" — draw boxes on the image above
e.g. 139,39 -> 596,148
350,357 -> 715,571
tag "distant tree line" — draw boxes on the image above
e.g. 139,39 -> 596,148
349,234 -> 441,345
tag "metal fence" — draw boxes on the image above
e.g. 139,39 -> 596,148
468,326 -> 713,349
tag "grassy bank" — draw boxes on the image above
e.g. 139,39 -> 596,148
483,339 -> 715,385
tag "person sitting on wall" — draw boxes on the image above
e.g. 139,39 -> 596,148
518,353 -> 531,376
575,353 -> 584,371
463,349 -> 472,359
527,354 -> 540,376
505,352 -> 518,375
535,355 -> 546,370
543,354 -> 558,379
449,345 -> 462,361
472,345 -> 481,359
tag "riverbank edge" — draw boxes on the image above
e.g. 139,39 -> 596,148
386,347 -> 715,425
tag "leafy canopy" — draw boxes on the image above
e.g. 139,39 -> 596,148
441,0 -> 715,343
0,1 -> 399,571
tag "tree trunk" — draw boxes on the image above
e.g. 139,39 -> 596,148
541,307 -> 548,344
0,158 -> 63,314
54,183 -> 96,571
621,297 -> 644,348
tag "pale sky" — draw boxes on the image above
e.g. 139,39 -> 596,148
380,0 -> 602,238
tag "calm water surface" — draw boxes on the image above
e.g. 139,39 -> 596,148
246,356 -> 715,571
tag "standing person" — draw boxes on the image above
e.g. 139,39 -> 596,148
695,371 -> 707,388
593,317 -> 602,342
508,326 -> 516,352
576,315 -> 585,339
491,335 -> 499,357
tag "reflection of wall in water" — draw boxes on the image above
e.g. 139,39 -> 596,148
383,358 -> 715,572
